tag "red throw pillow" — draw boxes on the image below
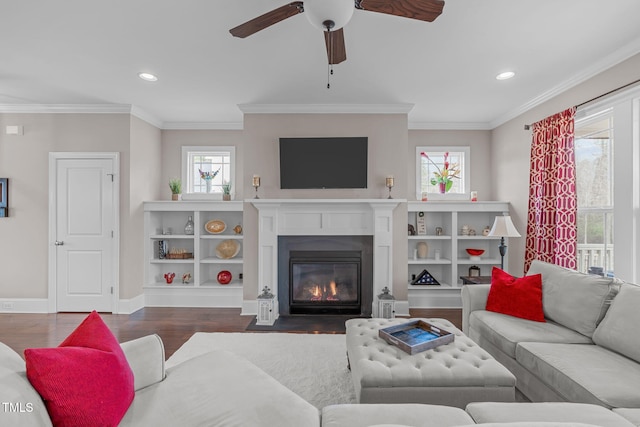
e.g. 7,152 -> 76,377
486,267 -> 545,322
25,311 -> 134,426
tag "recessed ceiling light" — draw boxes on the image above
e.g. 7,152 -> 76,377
138,72 -> 158,82
496,71 -> 515,81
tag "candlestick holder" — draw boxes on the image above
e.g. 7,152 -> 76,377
252,175 -> 261,199
386,176 -> 394,199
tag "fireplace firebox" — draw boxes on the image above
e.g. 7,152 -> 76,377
289,251 -> 361,314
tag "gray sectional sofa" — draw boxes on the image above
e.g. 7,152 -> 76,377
5,263 -> 640,427
2,324 -> 640,426
462,260 -> 640,420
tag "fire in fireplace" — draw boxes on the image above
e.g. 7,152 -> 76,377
289,251 -> 361,314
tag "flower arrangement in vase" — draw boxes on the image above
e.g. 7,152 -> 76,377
199,167 -> 221,193
420,151 -> 460,194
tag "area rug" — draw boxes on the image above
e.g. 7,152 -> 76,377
166,332 -> 356,409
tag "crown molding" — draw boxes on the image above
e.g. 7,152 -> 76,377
162,121 -> 244,130
408,121 -> 492,130
490,37 -> 640,129
238,103 -> 415,115
129,106 -> 163,129
0,103 -> 132,114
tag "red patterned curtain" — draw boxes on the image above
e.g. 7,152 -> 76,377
524,107 -> 577,273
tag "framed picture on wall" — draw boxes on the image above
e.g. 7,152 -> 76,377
0,178 -> 8,217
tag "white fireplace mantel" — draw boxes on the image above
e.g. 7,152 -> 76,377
247,199 -> 403,322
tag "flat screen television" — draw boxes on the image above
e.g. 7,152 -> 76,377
279,137 -> 368,189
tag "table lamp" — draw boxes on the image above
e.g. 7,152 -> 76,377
487,215 -> 521,270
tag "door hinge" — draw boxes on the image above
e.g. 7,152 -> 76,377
107,173 -> 114,182
111,287 -> 114,295
111,230 -> 114,238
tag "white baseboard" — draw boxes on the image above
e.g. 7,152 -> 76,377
0,298 -> 49,313
0,296 -> 147,314
394,300 -> 410,317
117,294 -> 145,314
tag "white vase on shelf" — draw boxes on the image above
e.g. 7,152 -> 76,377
416,242 -> 429,259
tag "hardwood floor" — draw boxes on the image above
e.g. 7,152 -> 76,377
0,308 -> 461,359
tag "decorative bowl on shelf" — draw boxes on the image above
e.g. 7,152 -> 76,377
466,248 -> 484,262
215,239 -> 241,259
465,248 -> 485,256
205,219 -> 226,234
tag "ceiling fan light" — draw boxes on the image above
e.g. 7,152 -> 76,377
305,0 -> 354,31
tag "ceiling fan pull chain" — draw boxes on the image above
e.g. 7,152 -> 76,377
324,20 -> 335,89
327,29 -> 331,89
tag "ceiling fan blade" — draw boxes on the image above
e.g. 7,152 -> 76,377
356,0 -> 444,22
324,28 -> 347,64
230,1 -> 304,38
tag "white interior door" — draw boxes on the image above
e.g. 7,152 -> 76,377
51,155 -> 118,312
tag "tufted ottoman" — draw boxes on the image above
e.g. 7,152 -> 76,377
346,318 -> 516,408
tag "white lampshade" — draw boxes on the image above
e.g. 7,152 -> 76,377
488,215 -> 521,238
305,0 -> 354,31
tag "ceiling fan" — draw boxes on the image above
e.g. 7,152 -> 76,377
229,0 -> 445,65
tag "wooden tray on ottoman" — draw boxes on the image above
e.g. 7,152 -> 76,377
379,320 -> 454,355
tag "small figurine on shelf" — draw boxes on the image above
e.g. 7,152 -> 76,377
164,272 -> 175,284
182,273 -> 192,284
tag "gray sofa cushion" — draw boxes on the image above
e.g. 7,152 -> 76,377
468,311 -> 591,358
469,424 -> 608,427
0,342 -> 52,427
613,408 -> 640,426
321,404 -> 475,427
593,284 -> 640,364
120,350 -> 320,427
516,343 -> 640,408
466,402 -> 636,427
526,260 -> 618,337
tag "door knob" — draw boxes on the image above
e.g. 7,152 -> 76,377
54,240 -> 64,246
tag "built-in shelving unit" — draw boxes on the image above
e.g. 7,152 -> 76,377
407,201 -> 510,308
143,201 -> 244,307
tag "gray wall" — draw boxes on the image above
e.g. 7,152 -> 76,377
0,113 -> 161,303
491,52 -> 640,277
